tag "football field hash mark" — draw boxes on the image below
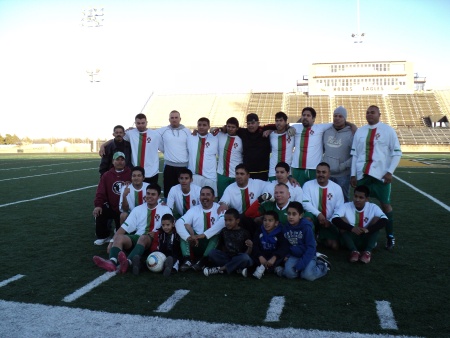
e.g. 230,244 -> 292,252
376,301 -> 398,330
264,296 -> 285,322
0,274 -> 25,288
62,271 -> 117,303
154,289 -> 190,313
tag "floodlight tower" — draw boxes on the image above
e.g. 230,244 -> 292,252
82,7 -> 104,82
351,0 -> 365,43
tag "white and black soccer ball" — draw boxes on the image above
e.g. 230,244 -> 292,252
146,251 -> 167,272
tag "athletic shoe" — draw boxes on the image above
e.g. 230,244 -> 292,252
316,252 -> 331,269
180,259 -> 193,272
117,251 -> 129,274
253,265 -> 265,279
192,257 -> 207,271
236,268 -> 248,277
349,251 -> 360,263
359,251 -> 371,264
131,255 -> 141,276
93,236 -> 112,245
385,236 -> 395,251
163,256 -> 174,277
93,256 -> 116,272
203,267 -> 222,276
274,266 -> 284,277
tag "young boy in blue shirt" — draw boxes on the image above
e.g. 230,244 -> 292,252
277,201 -> 329,281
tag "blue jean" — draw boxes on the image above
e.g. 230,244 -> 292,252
330,175 -> 350,202
208,249 -> 253,274
282,256 -> 328,281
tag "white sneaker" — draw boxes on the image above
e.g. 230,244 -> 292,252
94,236 -> 112,245
253,265 -> 265,279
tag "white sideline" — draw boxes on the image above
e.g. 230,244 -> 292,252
264,296 -> 285,322
0,160 -> 97,171
0,300 -> 421,338
394,175 -> 450,212
154,289 -> 190,313
0,168 -> 97,182
375,301 -> 398,330
0,274 -> 25,288
0,185 -> 97,208
62,271 -> 117,303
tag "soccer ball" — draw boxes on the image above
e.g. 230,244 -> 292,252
146,251 -> 167,272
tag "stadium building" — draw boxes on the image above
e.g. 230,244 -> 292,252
143,59 -> 449,152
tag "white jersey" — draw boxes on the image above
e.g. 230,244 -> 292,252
220,178 -> 273,214
351,122 -> 402,181
269,181 -> 303,203
187,133 -> 218,181
333,202 -> 387,228
119,182 -> 149,212
166,183 -> 202,216
291,123 -> 332,169
124,128 -> 162,177
175,202 -> 225,241
302,179 -> 344,220
157,125 -> 191,165
269,131 -> 294,177
121,203 -> 173,235
216,132 -> 243,178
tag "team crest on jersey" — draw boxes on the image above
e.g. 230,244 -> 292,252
147,137 -> 152,143
155,214 -> 160,221
233,142 -> 239,148
286,136 -> 292,143
112,181 -> 124,195
375,133 -> 381,140
327,192 -> 333,200
309,130 -> 315,135
205,142 -> 210,148
249,192 -> 254,199
210,217 -> 215,225
192,200 -> 197,205
364,217 -> 369,223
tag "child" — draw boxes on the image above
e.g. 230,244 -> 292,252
157,214 -> 182,277
277,201 -> 329,281
251,211 -> 289,279
331,185 -> 388,264
203,208 -> 253,277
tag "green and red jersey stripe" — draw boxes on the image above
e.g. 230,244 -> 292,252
145,208 -> 157,233
183,195 -> 190,214
195,137 -> 206,175
363,128 -> 377,175
298,127 -> 311,168
240,188 -> 251,212
318,187 -> 327,217
277,134 -> 287,163
203,211 -> 211,231
223,136 -> 235,176
134,190 -> 144,208
137,132 -> 147,168
355,210 -> 365,228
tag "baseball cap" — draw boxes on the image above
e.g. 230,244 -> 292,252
113,151 -> 126,160
246,113 -> 259,122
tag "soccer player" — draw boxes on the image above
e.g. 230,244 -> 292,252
276,202 -> 329,281
203,208 -> 253,277
99,125 -> 132,177
118,166 -> 148,225
175,186 -> 225,272
270,161 -> 303,202
332,185 -> 388,263
215,117 -> 243,199
165,168 -> 202,219
323,106 -> 354,202
157,110 -> 191,197
350,105 -> 402,250
187,117 -> 219,195
268,112 -> 295,181
93,184 -> 172,274
302,162 -> 345,250
93,151 -> 131,245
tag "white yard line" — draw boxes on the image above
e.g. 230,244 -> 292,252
0,160 -> 97,171
394,175 -> 450,212
375,300 -> 398,330
0,168 -> 97,182
0,185 -> 97,208
0,274 -> 25,288
154,289 -> 190,313
264,296 -> 285,322
62,271 -> 117,303
0,300 -> 421,338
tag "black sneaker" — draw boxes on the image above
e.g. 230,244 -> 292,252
163,256 -> 174,277
385,236 -> 395,251
180,259 -> 193,272
192,257 -> 207,271
131,255 -> 141,276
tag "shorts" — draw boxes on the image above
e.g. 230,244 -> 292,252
357,175 -> 391,204
217,173 -> 235,199
291,168 -> 316,187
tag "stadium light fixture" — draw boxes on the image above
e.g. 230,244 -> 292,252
351,0 -> 365,43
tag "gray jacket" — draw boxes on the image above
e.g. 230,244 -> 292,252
322,125 -> 353,177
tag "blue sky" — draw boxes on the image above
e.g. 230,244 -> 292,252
0,0 -> 449,139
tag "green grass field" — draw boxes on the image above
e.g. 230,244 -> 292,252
0,153 -> 449,337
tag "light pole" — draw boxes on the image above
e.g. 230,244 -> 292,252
351,0 -> 365,43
